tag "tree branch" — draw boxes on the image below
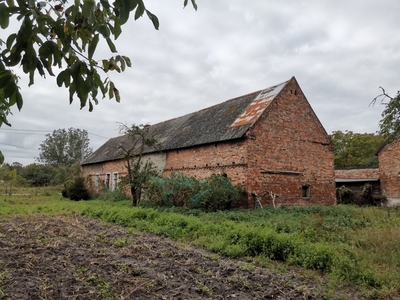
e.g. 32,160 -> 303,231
370,86 -> 393,107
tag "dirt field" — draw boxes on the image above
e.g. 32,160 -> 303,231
0,215 -> 350,299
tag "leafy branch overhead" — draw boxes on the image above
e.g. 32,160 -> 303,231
0,0 -> 197,163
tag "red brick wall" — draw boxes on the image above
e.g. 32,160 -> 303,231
82,160 -> 127,191
245,78 -> 336,207
335,168 -> 379,179
163,140 -> 248,187
379,140 -> 400,199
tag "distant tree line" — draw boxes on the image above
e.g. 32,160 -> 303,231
0,128 -> 92,187
329,130 -> 385,168
0,161 -> 81,187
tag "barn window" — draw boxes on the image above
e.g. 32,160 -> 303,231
105,173 -> 110,189
301,185 -> 310,198
113,172 -> 118,190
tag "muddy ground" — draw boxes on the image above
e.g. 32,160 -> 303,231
0,215 -> 355,299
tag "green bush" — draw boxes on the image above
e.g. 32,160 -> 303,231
99,188 -> 129,202
336,185 -> 356,204
145,173 -> 242,211
61,177 -> 90,201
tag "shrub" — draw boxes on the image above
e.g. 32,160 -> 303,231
336,185 -> 356,204
145,173 -> 242,211
99,188 -> 129,202
190,174 -> 241,212
61,177 -> 91,201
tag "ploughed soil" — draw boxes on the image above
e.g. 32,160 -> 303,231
0,215 -> 353,299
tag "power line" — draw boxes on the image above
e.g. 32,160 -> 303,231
0,142 -> 37,151
0,128 -> 52,133
88,132 -> 109,139
0,128 -> 110,140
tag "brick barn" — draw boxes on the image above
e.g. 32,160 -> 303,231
81,77 -> 336,207
376,137 -> 400,206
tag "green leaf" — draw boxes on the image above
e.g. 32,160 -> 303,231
146,9 -> 159,30
122,55 -> 132,67
36,58 -> 45,77
6,33 -> 16,50
39,57 -> 54,76
88,34 -> 99,61
0,71 -> 12,89
106,37 -> 117,53
82,0 -> 95,23
113,19 -> 122,39
0,151 -> 4,164
0,3 -> 10,29
7,53 -> 21,67
4,81 -> 16,98
134,1 -> 145,20
6,0 -> 14,7
94,73 -> 106,97
191,0 -> 198,11
102,59 -> 109,72
109,81 -> 114,99
97,24 -> 110,38
114,86 -> 120,102
9,88 -> 18,106
89,99 -> 93,112
184,0 -> 197,10
100,0 -> 110,10
16,90 -> 23,110
38,41 -> 56,58
56,70 -> 66,87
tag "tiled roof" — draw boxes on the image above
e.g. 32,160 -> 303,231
81,79 -> 290,165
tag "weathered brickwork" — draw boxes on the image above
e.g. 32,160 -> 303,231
335,168 -> 379,179
378,140 -> 400,200
163,140 -> 248,186
245,80 -> 336,207
82,153 -> 166,191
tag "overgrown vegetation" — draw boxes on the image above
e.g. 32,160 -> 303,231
62,177 -> 91,201
1,187 -> 400,298
144,173 -> 243,212
118,123 -> 162,206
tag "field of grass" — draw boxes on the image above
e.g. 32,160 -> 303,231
1,186 -> 399,299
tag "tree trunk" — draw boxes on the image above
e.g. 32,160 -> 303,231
131,186 -> 138,206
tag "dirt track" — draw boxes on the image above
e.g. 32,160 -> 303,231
0,215 -> 343,299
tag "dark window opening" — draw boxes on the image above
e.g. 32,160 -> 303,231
105,173 -> 110,189
301,185 -> 310,198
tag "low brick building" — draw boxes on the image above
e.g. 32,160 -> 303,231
335,168 -> 380,204
81,77 -> 336,207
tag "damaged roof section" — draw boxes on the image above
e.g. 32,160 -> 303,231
230,81 -> 286,128
82,79 -> 291,165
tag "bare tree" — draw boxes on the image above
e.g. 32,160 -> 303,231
118,123 -> 162,206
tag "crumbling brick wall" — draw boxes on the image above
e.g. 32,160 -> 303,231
378,140 -> 400,200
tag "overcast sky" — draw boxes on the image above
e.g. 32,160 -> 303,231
1,0 -> 399,166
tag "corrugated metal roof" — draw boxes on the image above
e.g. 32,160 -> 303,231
82,79 -> 290,165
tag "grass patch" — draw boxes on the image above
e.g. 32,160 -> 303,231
1,186 -> 400,298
